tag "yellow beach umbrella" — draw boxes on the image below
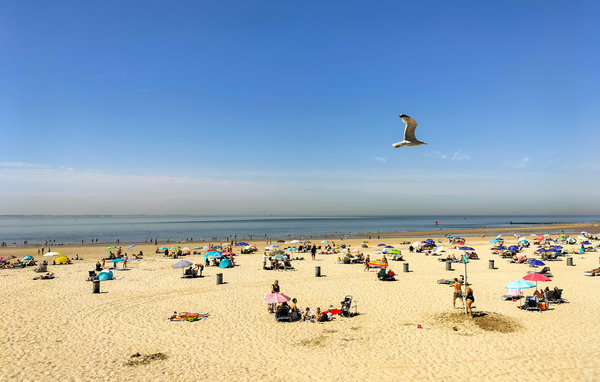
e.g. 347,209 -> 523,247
55,256 -> 69,264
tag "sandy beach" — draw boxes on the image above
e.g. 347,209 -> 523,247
2,225 -> 600,381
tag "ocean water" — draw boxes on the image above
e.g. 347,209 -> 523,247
1,215 -> 599,246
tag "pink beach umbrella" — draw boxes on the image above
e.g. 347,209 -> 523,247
264,293 -> 291,304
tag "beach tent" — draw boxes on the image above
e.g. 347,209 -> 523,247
219,258 -> 231,268
55,256 -> 69,264
98,271 -> 113,281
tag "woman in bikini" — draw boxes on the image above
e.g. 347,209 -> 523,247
465,283 -> 475,317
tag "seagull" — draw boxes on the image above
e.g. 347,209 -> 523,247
393,114 -> 427,147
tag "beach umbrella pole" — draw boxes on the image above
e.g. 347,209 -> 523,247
463,256 -> 468,315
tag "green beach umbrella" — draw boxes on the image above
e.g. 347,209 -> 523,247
105,246 -> 116,250
388,249 -> 401,254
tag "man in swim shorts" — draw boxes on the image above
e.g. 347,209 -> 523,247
450,278 -> 464,309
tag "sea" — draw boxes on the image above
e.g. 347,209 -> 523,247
1,215 -> 599,246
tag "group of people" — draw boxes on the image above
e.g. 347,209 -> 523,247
450,277 -> 475,318
270,280 -> 331,323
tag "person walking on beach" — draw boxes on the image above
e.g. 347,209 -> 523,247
465,283 -> 474,317
450,278 -> 464,309
311,245 -> 316,260
364,255 -> 371,271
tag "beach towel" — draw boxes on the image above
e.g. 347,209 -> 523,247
368,261 -> 387,268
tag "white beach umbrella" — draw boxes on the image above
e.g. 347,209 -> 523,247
290,240 -> 301,244
43,252 -> 60,257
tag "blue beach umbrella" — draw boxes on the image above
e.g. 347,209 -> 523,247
536,248 -> 548,253
518,239 -> 528,244
235,242 -> 249,246
110,258 -> 124,263
505,280 -> 535,289
270,244 -> 279,248
528,259 -> 545,266
204,251 -> 222,261
458,246 -> 474,251
425,239 -> 435,243
496,246 -> 507,250
385,245 -> 394,248
159,247 -> 167,250
508,246 -> 518,251
582,241 -> 592,246
127,244 -> 136,249
377,244 -> 386,247
23,255 -> 33,261
489,238 -> 503,243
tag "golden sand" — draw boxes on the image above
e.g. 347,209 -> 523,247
1,226 -> 600,381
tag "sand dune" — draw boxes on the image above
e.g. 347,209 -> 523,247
2,233 -> 600,381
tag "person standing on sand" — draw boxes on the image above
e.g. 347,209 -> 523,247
465,283 -> 474,317
311,245 -> 316,260
450,278 -> 464,309
364,255 -> 371,271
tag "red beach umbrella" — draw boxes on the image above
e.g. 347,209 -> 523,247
523,272 -> 552,289
263,293 -> 291,304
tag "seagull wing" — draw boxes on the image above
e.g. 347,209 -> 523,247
401,115 -> 418,141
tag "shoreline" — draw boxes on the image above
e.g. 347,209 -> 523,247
3,221 -> 599,249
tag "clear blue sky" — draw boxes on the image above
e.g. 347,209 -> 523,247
1,1 -> 599,215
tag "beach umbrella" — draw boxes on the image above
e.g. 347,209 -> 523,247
377,244 -> 386,247
545,238 -> 554,241
55,256 -> 69,264
288,247 -> 298,251
181,247 -> 192,255
523,272 -> 552,289
290,240 -> 301,244
105,246 -> 116,251
159,247 -> 167,250
171,246 -> 180,250
508,246 -> 519,251
518,239 -> 528,244
505,280 -> 535,289
276,240 -> 285,243
385,245 -> 394,248
270,250 -> 284,255
43,252 -> 60,256
110,258 -> 124,263
202,246 -> 210,250
433,246 -> 444,253
22,255 -> 33,262
489,238 -> 503,243
303,240 -> 312,244
193,246 -> 202,249
127,244 -> 136,249
269,244 -> 279,248
272,254 -> 285,260
236,242 -> 249,246
388,249 -> 401,254
425,239 -> 435,243
321,240 -> 329,244
528,259 -> 545,267
264,293 -> 290,304
582,241 -> 592,246
537,235 -> 544,241
496,246 -> 507,250
412,241 -> 421,248
172,260 -> 193,269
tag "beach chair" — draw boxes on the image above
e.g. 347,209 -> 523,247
547,288 -> 564,304
521,296 -> 540,311
340,295 -> 353,317
275,306 -> 292,322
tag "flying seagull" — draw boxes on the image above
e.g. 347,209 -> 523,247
393,114 -> 427,147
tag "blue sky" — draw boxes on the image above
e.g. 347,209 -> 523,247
1,1 -> 599,215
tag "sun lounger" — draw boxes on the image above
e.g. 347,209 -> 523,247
502,289 -> 523,301
520,296 -> 541,311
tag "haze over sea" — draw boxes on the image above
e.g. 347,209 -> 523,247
2,214 -> 599,245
